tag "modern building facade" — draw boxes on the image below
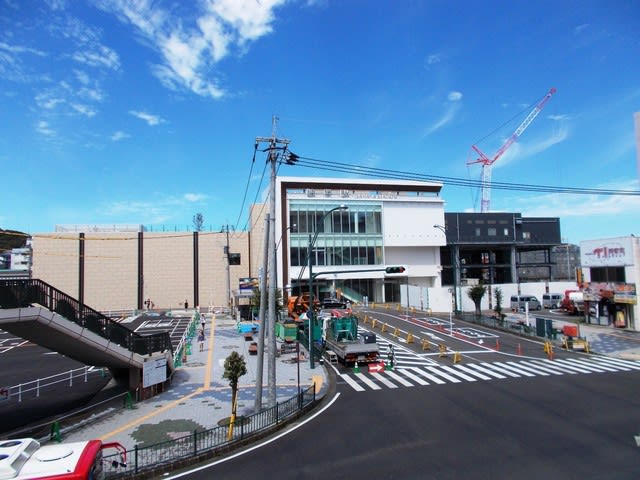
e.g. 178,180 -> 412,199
251,176 -> 446,306
580,236 -> 639,331
437,212 -> 562,287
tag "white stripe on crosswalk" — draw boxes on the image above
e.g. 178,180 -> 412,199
407,366 -> 446,384
340,373 -> 365,391
440,365 -> 478,382
465,363 -> 507,379
481,362 -> 521,378
451,364 -> 493,381
530,359 -> 589,375
397,368 -> 429,385
355,373 -> 382,390
589,357 -> 637,371
384,370 -> 415,387
505,361 -> 551,376
425,366 -> 462,383
375,373 -> 399,389
519,361 -> 564,376
492,362 -> 537,377
549,359 -> 606,373
567,358 -> 620,372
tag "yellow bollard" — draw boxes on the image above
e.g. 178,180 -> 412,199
393,327 -> 399,337
363,315 -> 369,324
396,303 -> 401,311
372,319 -> 378,329
382,322 -> 388,333
453,352 -> 461,364
422,338 -> 431,351
406,332 -> 414,344
438,343 -> 448,357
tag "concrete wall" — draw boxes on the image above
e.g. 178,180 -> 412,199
32,231 -> 251,312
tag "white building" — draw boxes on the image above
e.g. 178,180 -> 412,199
580,236 -> 639,331
269,176 -> 446,308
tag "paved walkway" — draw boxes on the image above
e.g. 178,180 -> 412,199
61,313 -> 327,450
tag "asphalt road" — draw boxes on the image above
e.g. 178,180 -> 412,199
176,368 -> 640,480
169,308 -> 640,480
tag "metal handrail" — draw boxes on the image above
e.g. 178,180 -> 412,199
0,279 -> 173,356
2,366 -> 107,402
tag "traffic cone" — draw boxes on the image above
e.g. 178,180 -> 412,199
354,361 -> 360,373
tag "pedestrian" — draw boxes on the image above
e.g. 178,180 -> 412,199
184,299 -> 189,309
198,328 -> 205,352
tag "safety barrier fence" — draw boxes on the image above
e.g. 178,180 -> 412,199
2,366 -> 108,403
101,385 -> 318,479
0,279 -> 173,357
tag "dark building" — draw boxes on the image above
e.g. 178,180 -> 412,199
439,212 -> 562,286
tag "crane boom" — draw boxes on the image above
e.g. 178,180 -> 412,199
468,87 -> 556,213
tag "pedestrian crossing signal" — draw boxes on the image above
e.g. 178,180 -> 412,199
385,266 -> 406,274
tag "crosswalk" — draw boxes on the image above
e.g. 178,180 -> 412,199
337,356 -> 640,392
368,332 -> 439,369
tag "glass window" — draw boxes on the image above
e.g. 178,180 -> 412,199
488,228 -> 496,236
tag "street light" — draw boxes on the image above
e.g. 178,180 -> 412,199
308,205 -> 348,369
434,224 -> 459,315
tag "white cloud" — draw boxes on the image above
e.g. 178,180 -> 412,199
495,124 -> 569,169
111,131 -> 130,141
423,91 -> 463,136
36,120 -> 55,137
98,0 -> 286,99
129,110 -> 165,126
70,103 -> 96,117
574,23 -> 590,35
100,192 -> 209,224
427,53 -> 441,65
72,45 -> 120,70
184,193 -> 208,202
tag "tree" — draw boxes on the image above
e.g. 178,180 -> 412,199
192,213 -> 204,232
467,284 -> 487,318
251,287 -> 284,319
223,351 -> 247,421
493,287 -> 505,323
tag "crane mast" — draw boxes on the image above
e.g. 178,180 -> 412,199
468,87 -> 556,213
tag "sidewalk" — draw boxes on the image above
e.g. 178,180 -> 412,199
61,313 -> 328,450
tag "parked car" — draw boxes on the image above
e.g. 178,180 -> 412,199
510,295 -> 541,312
542,293 -> 563,309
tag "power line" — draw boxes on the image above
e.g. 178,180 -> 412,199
286,156 -> 640,197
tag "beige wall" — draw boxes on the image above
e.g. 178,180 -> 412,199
85,232 -> 138,311
32,234 -> 80,298
31,230 -> 252,312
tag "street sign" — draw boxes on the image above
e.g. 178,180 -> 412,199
368,362 -> 385,373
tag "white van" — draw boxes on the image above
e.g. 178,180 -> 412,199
542,293 -> 563,309
510,295 -> 541,312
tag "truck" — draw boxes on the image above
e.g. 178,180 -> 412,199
320,310 -> 378,365
561,290 -> 584,315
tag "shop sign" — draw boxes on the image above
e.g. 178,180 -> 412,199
581,238 -> 633,267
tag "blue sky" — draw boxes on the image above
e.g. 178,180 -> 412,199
1,0 -> 639,244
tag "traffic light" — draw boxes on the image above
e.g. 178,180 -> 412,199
385,266 -> 406,274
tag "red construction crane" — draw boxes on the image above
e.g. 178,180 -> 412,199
468,87 -> 556,213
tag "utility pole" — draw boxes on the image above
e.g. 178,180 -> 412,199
222,224 -> 232,308
254,215 -> 270,412
256,116 -> 290,408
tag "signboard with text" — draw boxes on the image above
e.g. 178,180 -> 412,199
581,237 -> 633,267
